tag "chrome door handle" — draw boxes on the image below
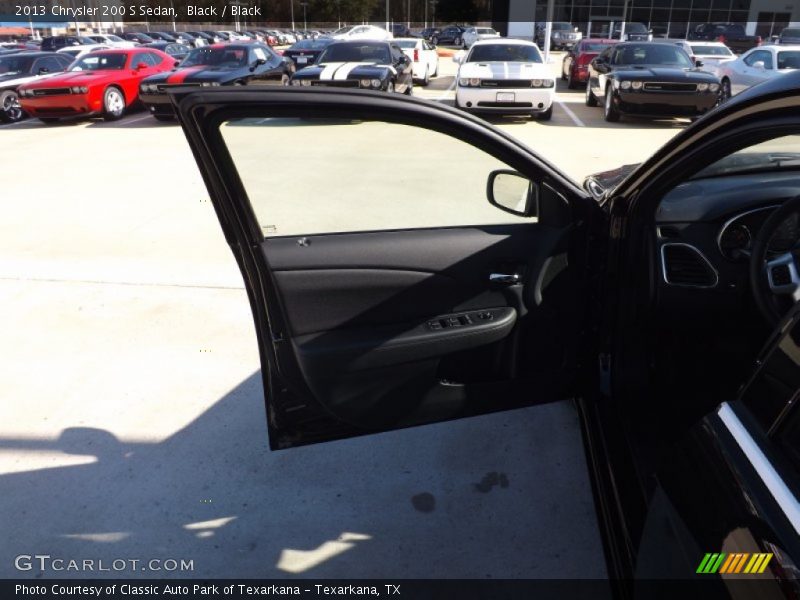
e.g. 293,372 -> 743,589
489,273 -> 520,285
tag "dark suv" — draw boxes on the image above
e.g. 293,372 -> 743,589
40,36 -> 95,52
431,26 -> 467,47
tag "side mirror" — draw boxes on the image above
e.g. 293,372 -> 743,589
38,67 -> 49,74
753,60 -> 766,69
695,59 -> 704,67
487,170 -> 538,217
453,51 -> 466,64
256,58 -> 267,66
174,60 -> 181,68
137,62 -> 148,70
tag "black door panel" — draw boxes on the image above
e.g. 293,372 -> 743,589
172,88 -> 591,448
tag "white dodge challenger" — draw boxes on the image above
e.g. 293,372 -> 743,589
453,39 -> 555,120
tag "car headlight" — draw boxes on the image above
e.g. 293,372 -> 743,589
631,81 -> 643,90
371,79 -> 381,88
697,83 -> 709,92
620,81 -> 632,90
360,78 -> 371,88
200,82 -> 221,87
300,79 -> 312,87
612,79 -> 621,89
469,77 -> 481,87
709,83 -> 720,92
290,79 -> 301,86
553,32 -> 561,38
70,86 -> 86,94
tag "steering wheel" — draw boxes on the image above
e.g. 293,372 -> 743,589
750,194 -> 800,326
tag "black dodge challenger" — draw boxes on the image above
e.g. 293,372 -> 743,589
586,42 -> 721,121
139,43 -> 292,120
289,40 -> 413,94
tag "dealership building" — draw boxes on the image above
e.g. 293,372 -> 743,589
496,0 -> 800,39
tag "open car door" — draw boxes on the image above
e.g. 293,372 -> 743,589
172,88 -> 599,449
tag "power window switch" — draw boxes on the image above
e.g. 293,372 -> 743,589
428,321 -> 443,330
447,317 -> 462,327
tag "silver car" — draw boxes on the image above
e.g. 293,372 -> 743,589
717,44 -> 800,100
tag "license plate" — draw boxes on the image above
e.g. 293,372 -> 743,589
497,92 -> 515,102
297,57 -> 308,64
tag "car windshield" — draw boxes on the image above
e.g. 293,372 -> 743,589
0,55 -> 33,75
690,44 -> 733,56
106,35 -> 124,42
553,23 -> 572,31
182,47 -> 248,67
625,23 -> 648,33
581,42 -> 612,52
71,53 -> 127,70
79,36 -> 97,44
614,44 -> 692,67
333,26 -> 355,35
467,44 -> 542,62
695,135 -> 800,178
476,28 -> 497,35
291,40 -> 331,50
318,43 -> 390,64
395,40 -> 418,49
777,51 -> 800,69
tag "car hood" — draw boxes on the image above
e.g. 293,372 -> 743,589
613,66 -> 718,81
145,65 -> 244,84
0,71 -> 38,86
21,70 -> 119,87
294,62 -> 393,79
458,62 -> 551,79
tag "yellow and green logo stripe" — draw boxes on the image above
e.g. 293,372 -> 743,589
696,553 -> 773,574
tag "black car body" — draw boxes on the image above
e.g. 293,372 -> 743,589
282,39 -> 334,70
148,32 -> 177,43
40,36 -> 96,52
122,32 -> 154,44
0,51 -> 72,122
139,43 -> 291,119
289,41 -> 413,94
419,27 -> 441,42
586,42 -> 720,121
142,41 -> 192,61
688,23 -> 762,53
610,22 -> 652,41
431,26 -> 467,47
167,73 -> 800,594
186,31 -> 216,44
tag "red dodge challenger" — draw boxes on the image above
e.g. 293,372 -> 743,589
561,38 -> 618,89
17,48 -> 176,123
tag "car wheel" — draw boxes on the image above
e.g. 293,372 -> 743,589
421,66 -> 430,86
386,81 -> 395,94
454,36 -> 462,47
720,78 -> 732,103
405,80 -> 413,95
604,85 -> 620,122
567,69 -> 577,90
281,74 -> 290,86
560,63 -> 567,81
431,36 -> 438,46
0,90 -> 24,123
585,81 -> 598,106
432,61 -> 438,77
102,86 -> 125,121
537,105 -> 553,121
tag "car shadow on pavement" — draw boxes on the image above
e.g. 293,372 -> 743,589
0,369 -> 606,580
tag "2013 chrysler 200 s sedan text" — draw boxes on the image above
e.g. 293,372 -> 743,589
166,75 -> 800,595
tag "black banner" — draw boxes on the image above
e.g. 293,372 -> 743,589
1,579 -> 784,600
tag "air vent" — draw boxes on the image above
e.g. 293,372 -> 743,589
661,243 -> 718,288
657,226 -> 681,239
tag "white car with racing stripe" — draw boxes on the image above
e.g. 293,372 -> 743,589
454,39 -> 555,120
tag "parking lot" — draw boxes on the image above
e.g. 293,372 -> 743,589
0,52 -> 687,580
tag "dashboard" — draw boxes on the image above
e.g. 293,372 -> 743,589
654,170 -> 800,310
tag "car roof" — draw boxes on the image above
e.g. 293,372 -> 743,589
470,38 -> 532,47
